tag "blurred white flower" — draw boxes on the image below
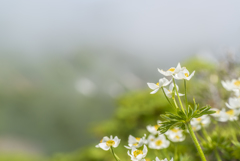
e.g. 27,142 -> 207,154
147,78 -> 172,94
166,127 -> 185,142
233,89 -> 240,97
158,63 -> 184,76
211,108 -> 239,122
148,134 -> 170,149
226,97 -> 240,109
173,68 -> 195,80
127,145 -> 148,161
211,108 -> 228,122
163,83 -> 184,98
221,78 -> 240,91
154,157 -> 173,161
190,115 -> 211,131
226,109 -> 240,121
95,135 -> 120,151
146,120 -> 161,135
125,134 -> 147,149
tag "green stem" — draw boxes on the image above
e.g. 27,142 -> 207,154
110,146 -> 120,161
172,78 -> 185,114
161,87 -> 174,108
201,125 -> 212,143
174,144 -> 178,161
164,148 -> 170,160
184,80 -> 189,113
173,98 -> 180,109
229,122 -> 238,142
214,149 -> 222,161
234,120 -> 240,129
186,123 -> 207,161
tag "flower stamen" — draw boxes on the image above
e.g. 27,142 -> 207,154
133,150 -> 143,157
168,68 -> 175,72
234,80 -> 240,86
106,140 -> 115,146
155,140 -> 162,146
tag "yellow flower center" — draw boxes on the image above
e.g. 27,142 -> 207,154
171,129 -> 179,133
133,143 -> 138,146
226,109 -> 234,116
133,150 -> 143,157
185,73 -> 189,77
155,140 -> 163,146
135,137 -> 141,142
156,82 -> 159,86
234,80 -> 240,86
154,124 -> 160,130
216,110 -> 220,114
106,140 -> 115,146
100,139 -> 103,143
175,135 -> 180,140
196,118 -> 202,122
168,68 -> 175,72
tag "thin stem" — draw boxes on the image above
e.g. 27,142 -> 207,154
234,120 -> 240,129
110,146 -> 120,161
201,125 -> 212,143
161,87 -> 174,108
173,98 -> 179,109
172,78 -> 185,114
184,80 -> 189,113
164,148 -> 170,160
229,122 -> 238,142
186,123 -> 207,161
214,149 -> 222,161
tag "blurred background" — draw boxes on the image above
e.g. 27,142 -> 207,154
0,0 -> 240,160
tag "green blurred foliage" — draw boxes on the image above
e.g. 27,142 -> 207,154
0,56 -> 240,161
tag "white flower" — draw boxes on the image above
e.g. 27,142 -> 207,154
154,157 -> 173,161
128,145 -> 148,161
125,134 -> 147,149
190,115 -> 211,131
95,135 -> 120,151
146,120 -> 162,135
211,108 -> 239,122
166,127 -> 185,142
211,108 -> 228,122
221,78 -> 240,91
147,78 -> 172,94
226,97 -> 240,109
173,68 -> 195,80
233,89 -> 240,97
226,109 -> 240,121
163,83 -> 184,98
148,134 -> 170,149
158,63 -> 184,76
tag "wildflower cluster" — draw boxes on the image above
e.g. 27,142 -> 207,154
95,63 -> 240,161
210,78 -> 240,122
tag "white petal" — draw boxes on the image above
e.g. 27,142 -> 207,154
151,88 -> 159,94
175,63 -> 182,73
186,71 -> 195,80
99,143 -> 110,151
177,93 -> 185,96
147,83 -> 159,90
128,135 -> 136,144
226,102 -> 233,109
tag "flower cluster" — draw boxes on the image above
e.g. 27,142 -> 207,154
95,63 -> 219,161
211,78 -> 240,122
